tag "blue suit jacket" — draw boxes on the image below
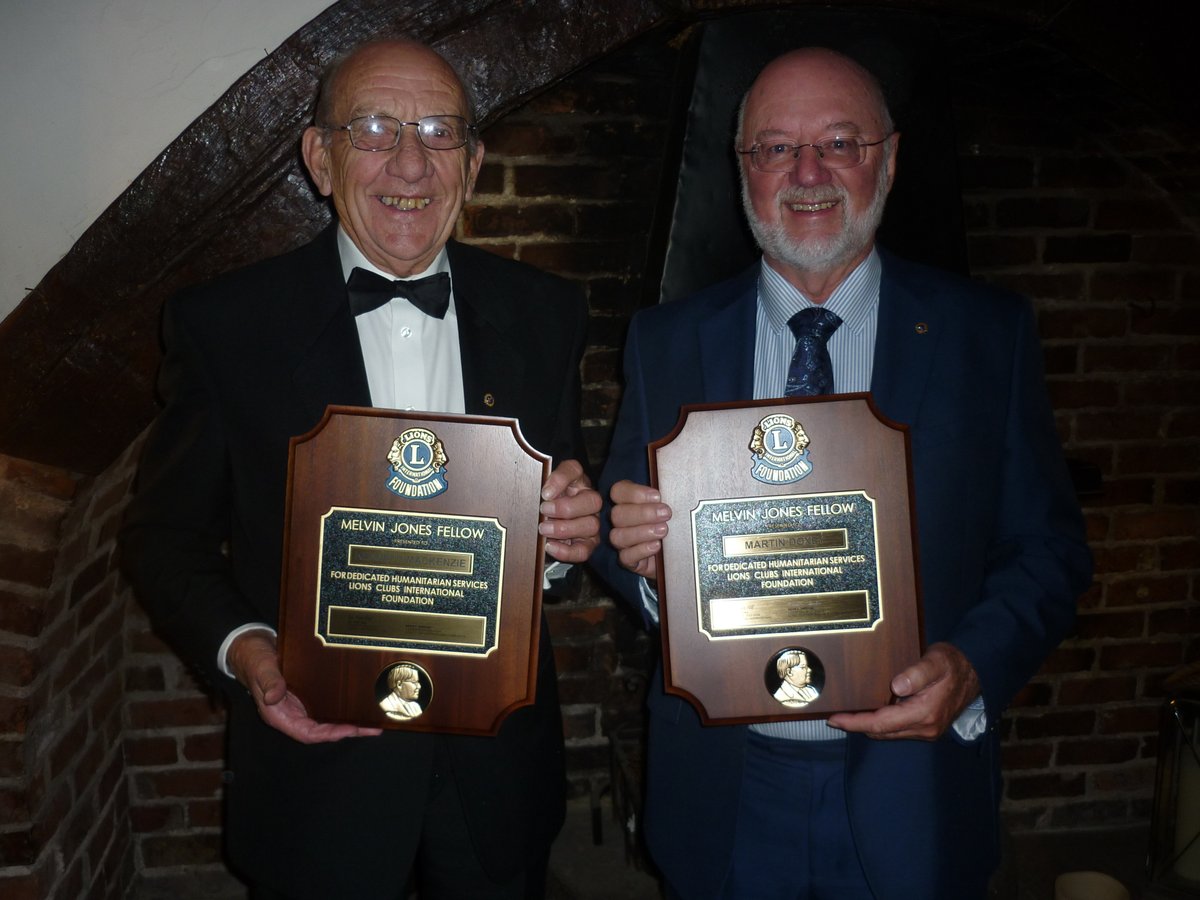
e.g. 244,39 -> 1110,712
594,249 -> 1091,900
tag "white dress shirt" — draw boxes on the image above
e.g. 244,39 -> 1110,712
338,228 -> 465,414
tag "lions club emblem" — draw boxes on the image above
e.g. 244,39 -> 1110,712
385,428 -> 448,499
748,414 -> 814,485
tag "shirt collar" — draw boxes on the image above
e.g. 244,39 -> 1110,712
758,249 -> 881,336
336,225 -> 450,283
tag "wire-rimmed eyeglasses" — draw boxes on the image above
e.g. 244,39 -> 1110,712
737,135 -> 893,172
323,114 -> 476,151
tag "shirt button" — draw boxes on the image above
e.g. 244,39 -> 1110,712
400,326 -> 413,339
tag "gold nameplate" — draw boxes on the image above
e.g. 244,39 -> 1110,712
722,528 -> 847,557
327,607 -> 488,646
348,545 -> 475,574
709,591 -> 871,632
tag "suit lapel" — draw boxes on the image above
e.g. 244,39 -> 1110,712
288,226 -> 372,424
697,268 -> 758,402
870,251 -> 941,426
447,241 -> 529,416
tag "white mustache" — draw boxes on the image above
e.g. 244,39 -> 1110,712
776,187 -> 844,206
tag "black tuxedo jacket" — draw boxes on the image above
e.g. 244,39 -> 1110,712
593,250 -> 1092,900
122,226 -> 587,896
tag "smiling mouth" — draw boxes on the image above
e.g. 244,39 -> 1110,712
787,200 -> 838,212
380,196 -> 432,210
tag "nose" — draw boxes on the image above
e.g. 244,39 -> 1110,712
384,125 -> 432,181
787,145 -> 832,186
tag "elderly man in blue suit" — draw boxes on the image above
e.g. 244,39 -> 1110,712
596,47 -> 1091,900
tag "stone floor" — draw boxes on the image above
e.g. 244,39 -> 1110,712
131,797 -> 1182,899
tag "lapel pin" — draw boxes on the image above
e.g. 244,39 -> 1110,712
915,322 -> 929,334
483,392 -> 495,408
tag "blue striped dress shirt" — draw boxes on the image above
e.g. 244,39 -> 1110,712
750,251 -> 880,741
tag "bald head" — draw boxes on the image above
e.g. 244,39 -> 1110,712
315,39 -> 476,132
738,48 -> 892,147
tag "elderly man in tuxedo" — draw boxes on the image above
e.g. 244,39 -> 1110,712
595,47 -> 1091,900
122,38 -> 600,899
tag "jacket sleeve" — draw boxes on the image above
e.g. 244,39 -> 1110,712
940,297 -> 1092,717
543,281 -> 592,600
592,312 -> 660,627
119,295 -> 259,693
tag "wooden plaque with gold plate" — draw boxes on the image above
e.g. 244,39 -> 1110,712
278,406 -> 548,735
650,394 -> 924,723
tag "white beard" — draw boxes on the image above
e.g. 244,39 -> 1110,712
741,154 -> 892,274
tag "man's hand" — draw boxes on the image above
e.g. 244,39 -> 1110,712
827,642 -> 981,741
539,459 -> 602,563
227,630 -> 382,743
608,480 -> 672,580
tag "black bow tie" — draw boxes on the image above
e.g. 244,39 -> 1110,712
346,267 -> 451,319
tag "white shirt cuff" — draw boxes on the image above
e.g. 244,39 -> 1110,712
218,623 -> 277,679
638,576 -> 660,626
544,559 -> 572,590
952,695 -> 988,742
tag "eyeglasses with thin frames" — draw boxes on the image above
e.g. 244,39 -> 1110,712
323,114 -> 476,152
737,135 -> 893,172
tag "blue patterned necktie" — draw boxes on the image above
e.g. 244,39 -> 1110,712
785,307 -> 843,397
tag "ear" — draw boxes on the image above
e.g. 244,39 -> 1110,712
885,132 -> 900,190
301,126 -> 334,197
463,138 -> 486,202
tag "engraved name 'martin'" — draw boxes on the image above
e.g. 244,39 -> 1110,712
710,501 -> 856,523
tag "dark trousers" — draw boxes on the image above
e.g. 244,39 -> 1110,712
668,732 -> 875,900
250,736 -> 547,900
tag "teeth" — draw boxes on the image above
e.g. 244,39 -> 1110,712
789,200 -> 837,212
381,196 -> 431,210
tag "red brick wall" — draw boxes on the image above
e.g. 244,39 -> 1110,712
122,545 -> 228,875
950,42 -> 1199,831
0,450 -> 135,899
1,21 -> 1197,899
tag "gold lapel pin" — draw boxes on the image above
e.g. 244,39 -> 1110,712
915,322 -> 929,334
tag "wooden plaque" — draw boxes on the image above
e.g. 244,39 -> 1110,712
650,394 -> 924,724
278,406 -> 549,735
